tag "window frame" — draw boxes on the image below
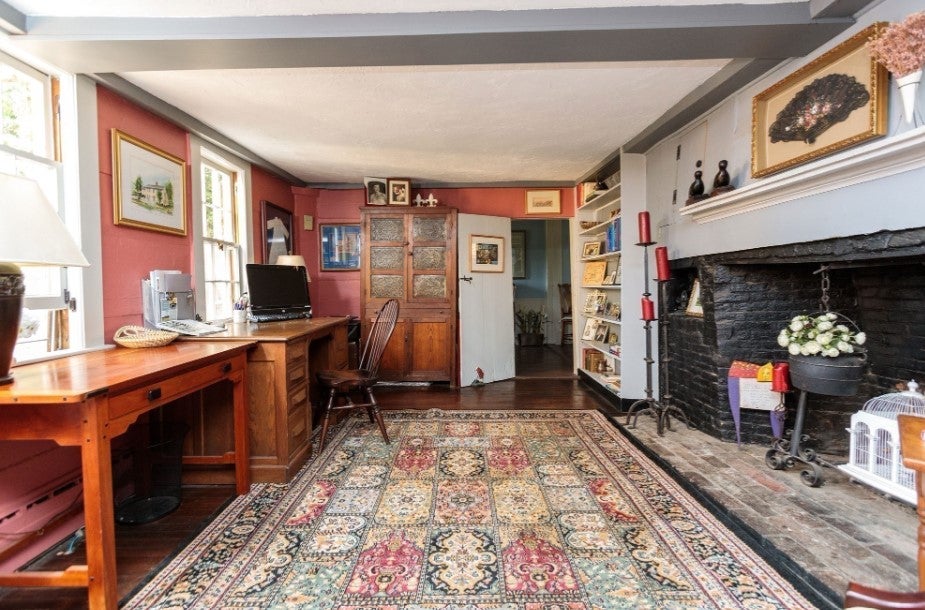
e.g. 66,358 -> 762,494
190,139 -> 253,322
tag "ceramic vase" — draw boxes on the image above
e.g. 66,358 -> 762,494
895,69 -> 922,124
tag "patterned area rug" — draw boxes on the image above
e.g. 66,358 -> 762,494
125,409 -> 817,609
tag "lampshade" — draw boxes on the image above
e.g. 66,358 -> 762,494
0,173 -> 89,384
0,174 -> 90,267
275,254 -> 310,282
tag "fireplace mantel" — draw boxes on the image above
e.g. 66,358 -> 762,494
680,125 -> 925,223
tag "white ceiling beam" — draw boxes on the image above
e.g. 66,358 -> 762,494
0,0 -> 25,35
10,4 -> 854,73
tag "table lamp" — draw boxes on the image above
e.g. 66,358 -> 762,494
275,255 -> 311,282
0,174 -> 89,384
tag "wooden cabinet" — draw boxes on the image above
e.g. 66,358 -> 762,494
361,207 -> 458,384
574,179 -> 623,400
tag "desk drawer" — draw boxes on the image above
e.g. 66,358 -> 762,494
109,356 -> 243,421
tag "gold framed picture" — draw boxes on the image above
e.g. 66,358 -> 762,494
582,241 -> 600,258
581,261 -> 607,286
751,23 -> 888,179
112,129 -> 187,235
525,189 -> 561,214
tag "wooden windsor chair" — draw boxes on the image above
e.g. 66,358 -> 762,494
314,299 -> 399,452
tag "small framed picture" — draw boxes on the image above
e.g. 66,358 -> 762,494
582,318 -> 598,341
686,278 -> 704,317
608,330 -> 619,345
388,178 -> 411,205
593,292 -> 607,313
582,241 -> 600,258
470,234 -> 504,273
594,324 -> 609,343
364,177 -> 388,205
602,270 -> 617,285
525,189 -> 561,215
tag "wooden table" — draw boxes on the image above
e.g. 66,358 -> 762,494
186,317 -> 349,483
0,340 -> 254,609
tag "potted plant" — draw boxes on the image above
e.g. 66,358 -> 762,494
515,308 -> 547,346
777,312 -> 867,396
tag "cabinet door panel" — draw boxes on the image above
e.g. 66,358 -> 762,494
377,319 -> 408,378
410,320 -> 453,379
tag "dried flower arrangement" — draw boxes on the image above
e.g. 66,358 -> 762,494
866,12 -> 925,77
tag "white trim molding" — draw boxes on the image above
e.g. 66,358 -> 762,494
680,125 -> 925,223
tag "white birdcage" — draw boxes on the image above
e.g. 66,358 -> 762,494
838,381 -> 925,504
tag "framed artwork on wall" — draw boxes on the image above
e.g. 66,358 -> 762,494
511,230 -> 526,279
525,189 -> 561,214
364,177 -> 388,205
320,224 -> 361,271
751,23 -> 888,179
111,129 -> 187,235
387,178 -> 411,205
470,234 -> 505,273
261,200 -> 293,264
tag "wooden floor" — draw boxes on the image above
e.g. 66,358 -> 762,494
0,346 -> 586,609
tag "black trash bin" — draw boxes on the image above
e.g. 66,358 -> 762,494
115,421 -> 189,525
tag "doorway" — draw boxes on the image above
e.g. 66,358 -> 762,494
512,218 -> 573,378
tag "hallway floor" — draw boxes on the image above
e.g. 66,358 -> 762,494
514,342 -> 574,379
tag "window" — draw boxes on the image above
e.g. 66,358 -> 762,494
3,52 -> 77,361
200,157 -> 243,321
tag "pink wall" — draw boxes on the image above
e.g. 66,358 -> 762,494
97,86 -> 193,340
97,87 -> 297,337
251,165 -> 295,264
294,185 -> 575,317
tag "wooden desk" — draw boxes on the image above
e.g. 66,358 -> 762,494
187,317 -> 349,483
0,341 -> 253,610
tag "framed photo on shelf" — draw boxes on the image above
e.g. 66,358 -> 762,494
581,318 -> 599,341
592,292 -> 607,313
602,270 -> 617,285
388,178 -> 411,205
470,234 -> 505,272
582,241 -> 601,258
111,129 -> 187,235
525,189 -> 561,214
364,177 -> 388,205
320,224 -> 361,270
686,278 -> 704,317
583,290 -> 601,313
511,230 -> 526,279
261,200 -> 293,264
581,260 -> 608,285
594,323 -> 609,343
751,23 -> 887,179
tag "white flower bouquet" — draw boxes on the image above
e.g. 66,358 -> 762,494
777,312 -> 866,358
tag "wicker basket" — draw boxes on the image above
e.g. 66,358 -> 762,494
113,325 -> 179,348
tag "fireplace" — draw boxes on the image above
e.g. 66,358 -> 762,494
663,228 -> 925,453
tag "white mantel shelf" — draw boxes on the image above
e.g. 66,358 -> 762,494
679,125 -> 925,223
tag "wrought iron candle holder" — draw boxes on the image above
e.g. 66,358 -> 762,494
625,240 -> 690,436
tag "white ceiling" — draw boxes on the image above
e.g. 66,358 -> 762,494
2,0 -> 864,186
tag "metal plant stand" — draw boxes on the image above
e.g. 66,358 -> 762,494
765,389 -> 824,487
625,242 -> 690,436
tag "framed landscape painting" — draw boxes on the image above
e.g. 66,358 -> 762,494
751,23 -> 888,178
112,129 -> 187,235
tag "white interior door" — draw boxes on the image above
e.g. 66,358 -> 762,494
458,213 -> 515,386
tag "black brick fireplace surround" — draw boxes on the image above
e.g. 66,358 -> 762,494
664,227 -> 925,453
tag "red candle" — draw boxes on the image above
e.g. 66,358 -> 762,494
641,297 -> 655,321
637,211 -> 651,244
655,246 -> 670,281
771,362 -> 791,392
